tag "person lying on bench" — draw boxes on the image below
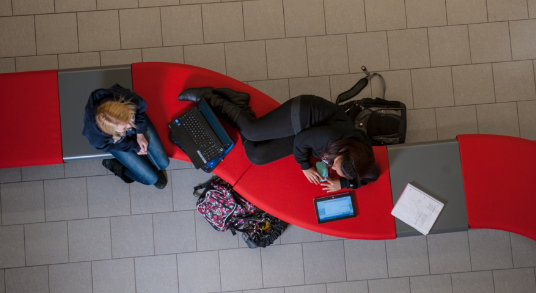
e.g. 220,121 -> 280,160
178,88 -> 379,192
83,84 -> 169,189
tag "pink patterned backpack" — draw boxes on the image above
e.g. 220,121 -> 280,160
194,177 -> 256,233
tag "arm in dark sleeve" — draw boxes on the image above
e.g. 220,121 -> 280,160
293,126 -> 331,170
133,97 -> 147,134
339,164 -> 380,189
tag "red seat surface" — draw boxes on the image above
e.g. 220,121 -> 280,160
234,146 -> 396,239
0,70 -> 63,168
458,134 -> 536,241
131,62 -> 280,185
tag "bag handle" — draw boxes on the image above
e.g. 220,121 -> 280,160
193,177 -> 216,197
336,66 -> 386,104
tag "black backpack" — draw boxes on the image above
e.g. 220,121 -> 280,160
336,66 -> 407,146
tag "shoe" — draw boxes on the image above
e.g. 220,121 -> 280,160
213,88 -> 256,118
154,170 -> 168,189
102,159 -> 134,183
177,87 -> 214,103
207,94 -> 244,128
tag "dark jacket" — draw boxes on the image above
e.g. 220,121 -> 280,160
292,95 -> 379,190
82,84 -> 148,153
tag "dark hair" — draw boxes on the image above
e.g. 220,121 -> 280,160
322,139 -> 375,180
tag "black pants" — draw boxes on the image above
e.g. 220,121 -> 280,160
236,98 -> 296,165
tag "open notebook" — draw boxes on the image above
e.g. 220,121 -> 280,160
391,184 -> 444,235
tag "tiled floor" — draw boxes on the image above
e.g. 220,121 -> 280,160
1,0 -> 536,292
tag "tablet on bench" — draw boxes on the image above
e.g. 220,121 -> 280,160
314,192 -> 357,224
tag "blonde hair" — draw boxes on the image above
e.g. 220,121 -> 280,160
96,99 -> 137,142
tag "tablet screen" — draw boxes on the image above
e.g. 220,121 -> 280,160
315,193 -> 357,223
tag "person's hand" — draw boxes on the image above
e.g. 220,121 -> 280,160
303,167 -> 322,185
136,133 -> 148,155
321,177 -> 342,192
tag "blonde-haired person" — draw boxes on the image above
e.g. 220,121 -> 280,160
83,84 -> 169,189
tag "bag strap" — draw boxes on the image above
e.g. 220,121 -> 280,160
336,66 -> 386,104
193,177 -> 216,197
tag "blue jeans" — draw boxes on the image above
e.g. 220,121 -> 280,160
110,117 -> 169,185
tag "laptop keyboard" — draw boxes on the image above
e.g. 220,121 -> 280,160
178,110 -> 221,162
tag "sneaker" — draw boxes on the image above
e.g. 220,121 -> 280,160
154,170 -> 168,189
102,159 -> 134,183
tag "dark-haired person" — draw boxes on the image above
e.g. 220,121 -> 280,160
178,88 -> 379,192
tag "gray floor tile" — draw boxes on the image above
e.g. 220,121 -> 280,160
225,41 -> 268,82
5,266 -> 48,293
324,0 -> 366,34
510,19 -> 536,60
25,221 -> 68,266
142,46 -> 183,63
0,57 -> 15,73
387,28 -> 430,70
427,231 -> 472,274
166,159 -> 192,170
44,178 -> 88,221
364,0 -> 407,31
68,218 -> 111,262
261,244 -> 304,287
195,212 -> 238,251
283,0 -> 326,37
243,0 -> 285,40
15,55 -> 58,72
326,281 -> 368,293
468,22 -> 512,64
347,31 -> 390,72
452,63 -> 496,106
248,79 -> 290,104
100,49 -> 142,66
280,225 -> 323,244
220,248 -> 263,291
0,16 -> 35,57
202,2 -> 244,43
184,43 -> 227,75
368,277 -> 410,293
35,13 -> 78,55
451,271 -> 494,293
54,0 -> 95,12
494,268 -> 536,293
161,5 -> 203,46
492,60 -> 536,103
177,251 -> 222,293
244,288 -> 283,293
410,274 -> 452,293
435,105 -> 479,140
21,164 -> 64,181
487,0 -> 529,21
64,160 -> 107,177
385,236 -> 430,277
371,70 -> 414,109
111,214 -> 154,258
92,258 -> 135,293
87,175 -> 131,218
286,284 -> 326,293
0,225 -> 25,269
265,37 -> 309,79
405,108 -> 438,143
172,169 -> 213,211
518,99 -> 536,141
511,233 -> 536,268
77,10 -> 121,52
0,269 -> 3,293
344,239 -> 388,281
446,0 -> 488,25
428,25 -> 471,67
12,0 -> 53,15
153,211 -> 196,254
135,255 -> 178,293
530,0 -> 536,18
329,73 -> 372,103
119,8 -> 162,49
303,241 -> 346,284
96,0 -> 136,9
411,67 -> 455,109
289,76 -> 331,101
322,234 -> 343,241
0,168 -> 21,183
0,0 -> 11,16
406,0 -> 447,28
476,102 -> 520,137
469,229 -> 513,271
49,262 -> 92,293
130,179 -> 173,215
306,35 -> 349,76
1,181 -> 45,225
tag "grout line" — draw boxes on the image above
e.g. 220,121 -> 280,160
66,221 -> 70,262
345,34 -> 350,76
403,0 -> 408,28
485,0 -> 489,22
490,62 -> 497,103
109,217 -> 113,258
342,240 -> 348,281
118,10 -> 122,50
507,21 -> 513,61
159,7 -> 163,49
133,258 -> 137,293
305,37 -> 310,77
47,265 -> 50,293
151,214 -> 155,255
509,232 -> 515,267
363,0 -> 368,32
200,4 -> 206,44
426,28 -> 432,67
301,243 -> 306,284
23,224 -> 26,266
281,0 -> 287,38
384,240 -> 390,278
385,31 -> 391,71
425,236 -> 431,274
515,101 -> 522,138
466,24 -> 473,64
259,248 -> 264,288
217,250 -> 223,291
241,1 -> 245,41
90,262 -> 94,293
467,230 -> 473,271
322,0 -> 327,35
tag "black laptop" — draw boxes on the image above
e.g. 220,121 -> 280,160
168,98 -> 234,169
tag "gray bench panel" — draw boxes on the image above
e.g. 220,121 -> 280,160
387,140 -> 468,237
58,65 -> 132,162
